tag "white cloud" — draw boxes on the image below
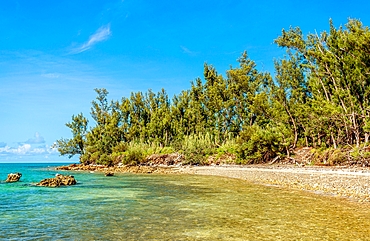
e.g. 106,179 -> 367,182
31,147 -> 46,154
71,25 -> 112,54
9,144 -> 31,155
0,133 -> 59,157
0,143 -> 57,156
0,146 -> 11,154
24,132 -> 45,144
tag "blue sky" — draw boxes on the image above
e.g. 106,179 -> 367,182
1,0 -> 370,162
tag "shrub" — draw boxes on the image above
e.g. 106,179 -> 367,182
121,147 -> 146,165
97,153 -> 113,166
179,132 -> 217,165
236,125 -> 287,164
159,146 -> 175,154
112,142 -> 127,153
216,138 -> 238,156
311,147 -> 348,166
90,151 -> 102,163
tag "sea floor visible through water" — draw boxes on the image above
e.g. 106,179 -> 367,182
1,163 -> 370,240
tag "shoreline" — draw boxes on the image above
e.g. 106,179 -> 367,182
176,165 -> 370,203
56,163 -> 370,203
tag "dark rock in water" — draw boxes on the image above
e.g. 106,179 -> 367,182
37,174 -> 77,187
6,173 -> 22,182
105,172 -> 114,176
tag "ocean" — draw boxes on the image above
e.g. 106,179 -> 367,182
1,163 -> 370,240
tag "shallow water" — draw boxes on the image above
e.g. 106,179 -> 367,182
1,163 -> 370,240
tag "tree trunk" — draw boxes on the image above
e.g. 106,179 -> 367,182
330,131 -> 337,149
352,112 -> 360,147
284,103 -> 298,149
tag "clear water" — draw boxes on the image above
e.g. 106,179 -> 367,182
1,163 -> 370,240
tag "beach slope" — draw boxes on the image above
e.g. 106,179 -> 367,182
177,165 -> 370,202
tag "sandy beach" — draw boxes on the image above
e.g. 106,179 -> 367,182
175,165 -> 370,203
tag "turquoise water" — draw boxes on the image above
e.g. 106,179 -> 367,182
1,163 -> 370,240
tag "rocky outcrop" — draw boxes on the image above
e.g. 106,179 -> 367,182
5,172 -> 22,182
37,174 -> 77,187
56,164 -> 77,170
56,163 -> 177,174
144,153 -> 183,166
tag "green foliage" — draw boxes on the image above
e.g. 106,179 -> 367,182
54,113 -> 88,159
236,125 -> 287,164
120,142 -> 148,165
179,133 -> 217,165
216,138 -> 238,156
311,148 -> 347,165
98,153 -> 113,166
275,19 -> 370,148
112,142 -> 128,153
349,147 -> 370,163
157,146 -> 176,154
113,141 -> 177,166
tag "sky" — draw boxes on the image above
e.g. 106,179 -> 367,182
1,0 -> 370,163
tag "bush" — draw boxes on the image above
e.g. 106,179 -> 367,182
97,153 -> 113,166
179,132 -> 217,165
216,138 -> 238,156
80,154 -> 91,165
159,146 -> 175,154
121,146 -> 146,165
89,151 -> 101,163
236,125 -> 287,164
110,151 -> 124,165
311,147 -> 349,166
112,142 -> 127,153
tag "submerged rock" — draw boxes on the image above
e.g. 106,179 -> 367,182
37,174 -> 77,187
105,172 -> 114,176
5,172 -> 22,182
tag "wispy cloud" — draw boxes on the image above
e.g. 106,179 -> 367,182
41,73 -> 60,79
180,45 -> 199,56
70,25 -> 112,54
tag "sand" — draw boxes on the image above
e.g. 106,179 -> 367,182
175,165 -> 370,203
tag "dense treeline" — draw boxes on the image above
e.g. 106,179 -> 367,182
56,19 -> 370,166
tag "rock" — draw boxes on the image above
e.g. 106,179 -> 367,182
55,163 -> 178,174
5,172 -> 22,182
55,166 -> 71,170
105,172 -> 114,176
145,153 -> 184,166
37,174 -> 77,187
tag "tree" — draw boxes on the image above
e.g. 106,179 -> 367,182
275,19 -> 370,148
83,89 -> 124,165
271,53 -> 309,149
55,113 -> 88,159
